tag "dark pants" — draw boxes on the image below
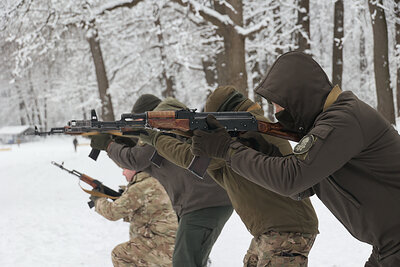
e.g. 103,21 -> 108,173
365,249 -> 400,267
172,205 -> 233,267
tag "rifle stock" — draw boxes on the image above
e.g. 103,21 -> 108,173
51,161 -> 122,208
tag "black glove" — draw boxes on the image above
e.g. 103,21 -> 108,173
89,194 -> 101,203
90,134 -> 113,151
113,136 -> 137,147
88,186 -> 105,208
191,114 -> 232,159
237,132 -> 282,156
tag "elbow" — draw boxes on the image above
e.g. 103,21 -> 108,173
270,184 -> 300,197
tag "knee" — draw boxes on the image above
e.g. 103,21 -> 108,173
243,252 -> 258,267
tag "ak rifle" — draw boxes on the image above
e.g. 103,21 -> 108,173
34,109 -> 301,161
51,161 -> 122,208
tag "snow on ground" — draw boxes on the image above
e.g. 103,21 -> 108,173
1,136 -> 372,266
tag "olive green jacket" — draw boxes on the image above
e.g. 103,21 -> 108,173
153,98 -> 318,236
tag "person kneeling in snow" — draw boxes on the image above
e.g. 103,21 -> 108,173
90,168 -> 178,267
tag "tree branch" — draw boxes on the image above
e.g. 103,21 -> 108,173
95,0 -> 145,16
170,0 -> 236,29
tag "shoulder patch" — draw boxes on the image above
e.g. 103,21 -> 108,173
293,134 -> 315,155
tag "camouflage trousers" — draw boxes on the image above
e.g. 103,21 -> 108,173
243,231 -> 317,267
112,235 -> 175,267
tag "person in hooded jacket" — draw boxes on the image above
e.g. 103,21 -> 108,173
90,94 -> 233,267
190,51 -> 400,267
146,87 -> 319,267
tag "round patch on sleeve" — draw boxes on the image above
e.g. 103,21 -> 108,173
293,134 -> 315,155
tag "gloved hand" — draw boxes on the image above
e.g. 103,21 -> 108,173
191,114 -> 233,159
139,129 -> 161,146
89,194 -> 101,203
90,134 -> 113,151
88,186 -> 105,206
113,136 -> 137,147
238,132 -> 282,156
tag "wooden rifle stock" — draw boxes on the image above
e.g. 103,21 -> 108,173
51,161 -> 122,208
257,121 -> 301,142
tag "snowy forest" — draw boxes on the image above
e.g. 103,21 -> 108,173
0,0 -> 399,129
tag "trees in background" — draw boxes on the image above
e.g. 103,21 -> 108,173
0,0 -> 399,127
332,0 -> 344,88
368,0 -> 395,125
296,0 -> 310,52
395,0 -> 400,117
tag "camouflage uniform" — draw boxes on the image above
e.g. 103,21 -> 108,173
94,172 -> 178,267
243,231 -> 316,267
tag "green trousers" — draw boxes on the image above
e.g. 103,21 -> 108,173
172,205 -> 233,267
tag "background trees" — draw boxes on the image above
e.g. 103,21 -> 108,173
0,0 -> 399,127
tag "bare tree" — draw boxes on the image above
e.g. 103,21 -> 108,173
202,57 -> 218,90
87,23 -> 115,121
368,0 -> 395,124
395,0 -> 400,117
332,0 -> 344,87
153,4 -> 176,98
213,0 -> 248,95
171,0 -> 250,96
296,0 -> 310,52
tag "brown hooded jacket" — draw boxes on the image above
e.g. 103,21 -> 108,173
226,52 -> 400,261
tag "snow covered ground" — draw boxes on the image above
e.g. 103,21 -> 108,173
1,136 -> 374,266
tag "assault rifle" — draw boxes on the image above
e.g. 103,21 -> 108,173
51,161 -> 122,208
37,109 -> 300,177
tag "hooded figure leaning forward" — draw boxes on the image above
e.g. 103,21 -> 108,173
147,87 -> 319,267
190,51 -> 400,267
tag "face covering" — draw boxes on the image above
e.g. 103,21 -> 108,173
275,109 -> 297,132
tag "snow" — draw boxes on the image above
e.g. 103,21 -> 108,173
1,136 -> 373,266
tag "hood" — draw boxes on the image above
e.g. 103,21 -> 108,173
132,94 -> 161,113
205,85 -> 263,114
255,51 -> 333,133
205,86 -> 269,125
154,97 -> 188,111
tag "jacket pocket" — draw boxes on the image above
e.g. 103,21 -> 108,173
327,176 -> 361,208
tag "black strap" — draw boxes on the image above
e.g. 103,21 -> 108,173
150,150 -> 164,168
187,156 -> 211,179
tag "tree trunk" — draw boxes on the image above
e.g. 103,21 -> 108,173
171,0 -> 248,96
273,2 -> 283,56
332,0 -> 344,88
15,83 -> 28,125
28,70 -> 43,130
296,0 -> 310,52
202,57 -> 217,90
359,22 -> 367,89
368,0 -> 395,124
154,5 -> 175,98
214,0 -> 248,96
395,1 -> 400,117
87,26 -> 115,121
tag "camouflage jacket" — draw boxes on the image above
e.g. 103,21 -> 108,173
94,172 -> 178,240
